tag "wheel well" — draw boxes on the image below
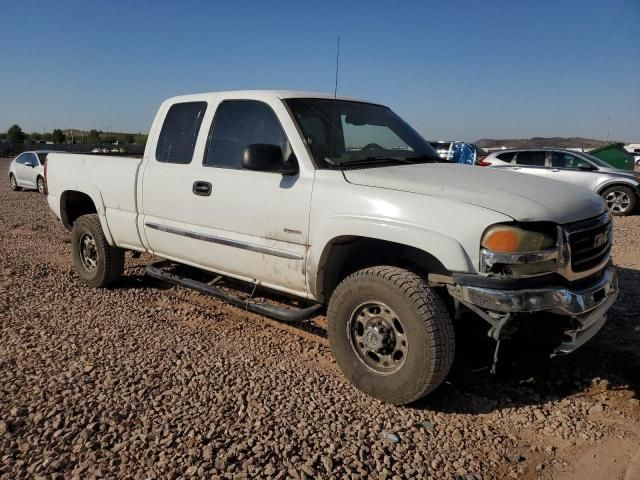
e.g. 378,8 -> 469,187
60,191 -> 97,230
598,183 -> 638,196
316,236 -> 449,303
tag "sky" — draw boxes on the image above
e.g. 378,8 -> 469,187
0,0 -> 638,142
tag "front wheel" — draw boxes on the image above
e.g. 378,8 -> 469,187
327,266 -> 455,405
602,185 -> 637,216
71,214 -> 124,287
9,174 -> 21,191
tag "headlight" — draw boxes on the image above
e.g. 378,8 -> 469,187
481,224 -> 559,277
481,225 -> 556,253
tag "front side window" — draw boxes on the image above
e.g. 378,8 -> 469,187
204,100 -> 289,169
23,153 -> 37,165
549,152 -> 582,169
516,151 -> 546,166
286,98 -> 439,169
156,101 -> 207,164
15,153 -> 26,164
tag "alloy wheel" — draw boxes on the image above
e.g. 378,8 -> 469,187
605,190 -> 631,214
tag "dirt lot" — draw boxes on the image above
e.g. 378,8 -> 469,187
1,157 -> 639,479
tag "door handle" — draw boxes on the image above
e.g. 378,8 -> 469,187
511,167 -> 521,170
192,181 -> 212,196
550,169 -> 560,172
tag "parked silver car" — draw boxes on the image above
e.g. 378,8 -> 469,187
483,148 -> 640,215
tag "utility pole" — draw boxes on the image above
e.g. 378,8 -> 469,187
606,117 -> 611,143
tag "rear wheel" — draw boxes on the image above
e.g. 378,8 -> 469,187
9,174 -> 21,191
71,214 -> 124,287
602,185 -> 637,216
37,176 -> 45,194
327,266 -> 455,405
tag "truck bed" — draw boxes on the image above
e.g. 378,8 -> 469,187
46,153 -> 144,250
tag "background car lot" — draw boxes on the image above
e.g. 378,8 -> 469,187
1,157 -> 639,479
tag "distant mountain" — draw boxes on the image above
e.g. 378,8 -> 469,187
474,137 -> 615,150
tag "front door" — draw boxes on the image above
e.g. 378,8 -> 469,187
141,98 -> 313,297
546,151 -> 599,191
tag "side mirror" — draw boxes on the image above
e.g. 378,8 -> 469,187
242,144 -> 298,175
577,162 -> 595,171
24,161 -> 35,168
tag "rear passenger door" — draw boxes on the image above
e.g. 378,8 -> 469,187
141,98 -> 313,297
509,151 -> 549,179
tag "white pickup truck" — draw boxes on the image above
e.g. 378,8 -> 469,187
45,90 -> 618,405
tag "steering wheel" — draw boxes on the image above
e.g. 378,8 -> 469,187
361,143 -> 384,152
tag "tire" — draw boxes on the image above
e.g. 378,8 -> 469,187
71,214 -> 124,287
327,266 -> 455,405
9,174 -> 21,191
37,176 -> 45,194
602,185 -> 637,216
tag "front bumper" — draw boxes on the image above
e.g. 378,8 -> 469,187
447,266 -> 618,355
448,266 -> 617,316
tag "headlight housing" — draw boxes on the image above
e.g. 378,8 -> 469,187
480,224 -> 559,277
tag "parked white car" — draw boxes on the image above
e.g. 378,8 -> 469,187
9,151 -> 51,193
44,91 -> 618,404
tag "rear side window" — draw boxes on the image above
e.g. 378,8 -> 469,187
204,100 -> 289,169
156,102 -> 207,164
516,151 -> 546,166
496,152 -> 516,163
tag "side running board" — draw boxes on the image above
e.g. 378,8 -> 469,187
145,261 -> 323,323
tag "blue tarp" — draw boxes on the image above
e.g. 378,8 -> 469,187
449,142 -> 476,165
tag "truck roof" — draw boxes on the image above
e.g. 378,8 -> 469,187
164,89 -> 377,105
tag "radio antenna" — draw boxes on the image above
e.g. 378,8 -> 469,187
328,36 -> 341,165
334,36 -> 341,98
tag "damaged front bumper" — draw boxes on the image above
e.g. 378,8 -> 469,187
447,266 -> 618,355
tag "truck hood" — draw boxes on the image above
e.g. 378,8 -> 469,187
343,163 -> 606,224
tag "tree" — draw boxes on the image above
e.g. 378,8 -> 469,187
7,124 -> 26,143
30,132 -> 42,142
52,129 -> 66,144
125,134 -> 135,144
87,129 -> 101,144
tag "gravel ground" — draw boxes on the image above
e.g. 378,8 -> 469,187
1,157 -> 639,479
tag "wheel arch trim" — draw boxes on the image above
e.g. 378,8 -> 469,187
59,182 -> 115,245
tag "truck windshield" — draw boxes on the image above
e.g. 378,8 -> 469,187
285,98 -> 440,169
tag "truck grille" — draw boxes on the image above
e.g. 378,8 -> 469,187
566,213 -> 612,273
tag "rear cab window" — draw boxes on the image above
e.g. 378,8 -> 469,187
155,102 -> 207,164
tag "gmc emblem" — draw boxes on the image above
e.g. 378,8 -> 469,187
593,230 -> 610,249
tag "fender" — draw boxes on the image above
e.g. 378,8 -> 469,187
308,214 -> 476,299
59,181 -> 115,246
597,178 -> 640,195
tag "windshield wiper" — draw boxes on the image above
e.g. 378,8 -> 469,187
326,156 -> 418,168
407,154 -> 443,163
